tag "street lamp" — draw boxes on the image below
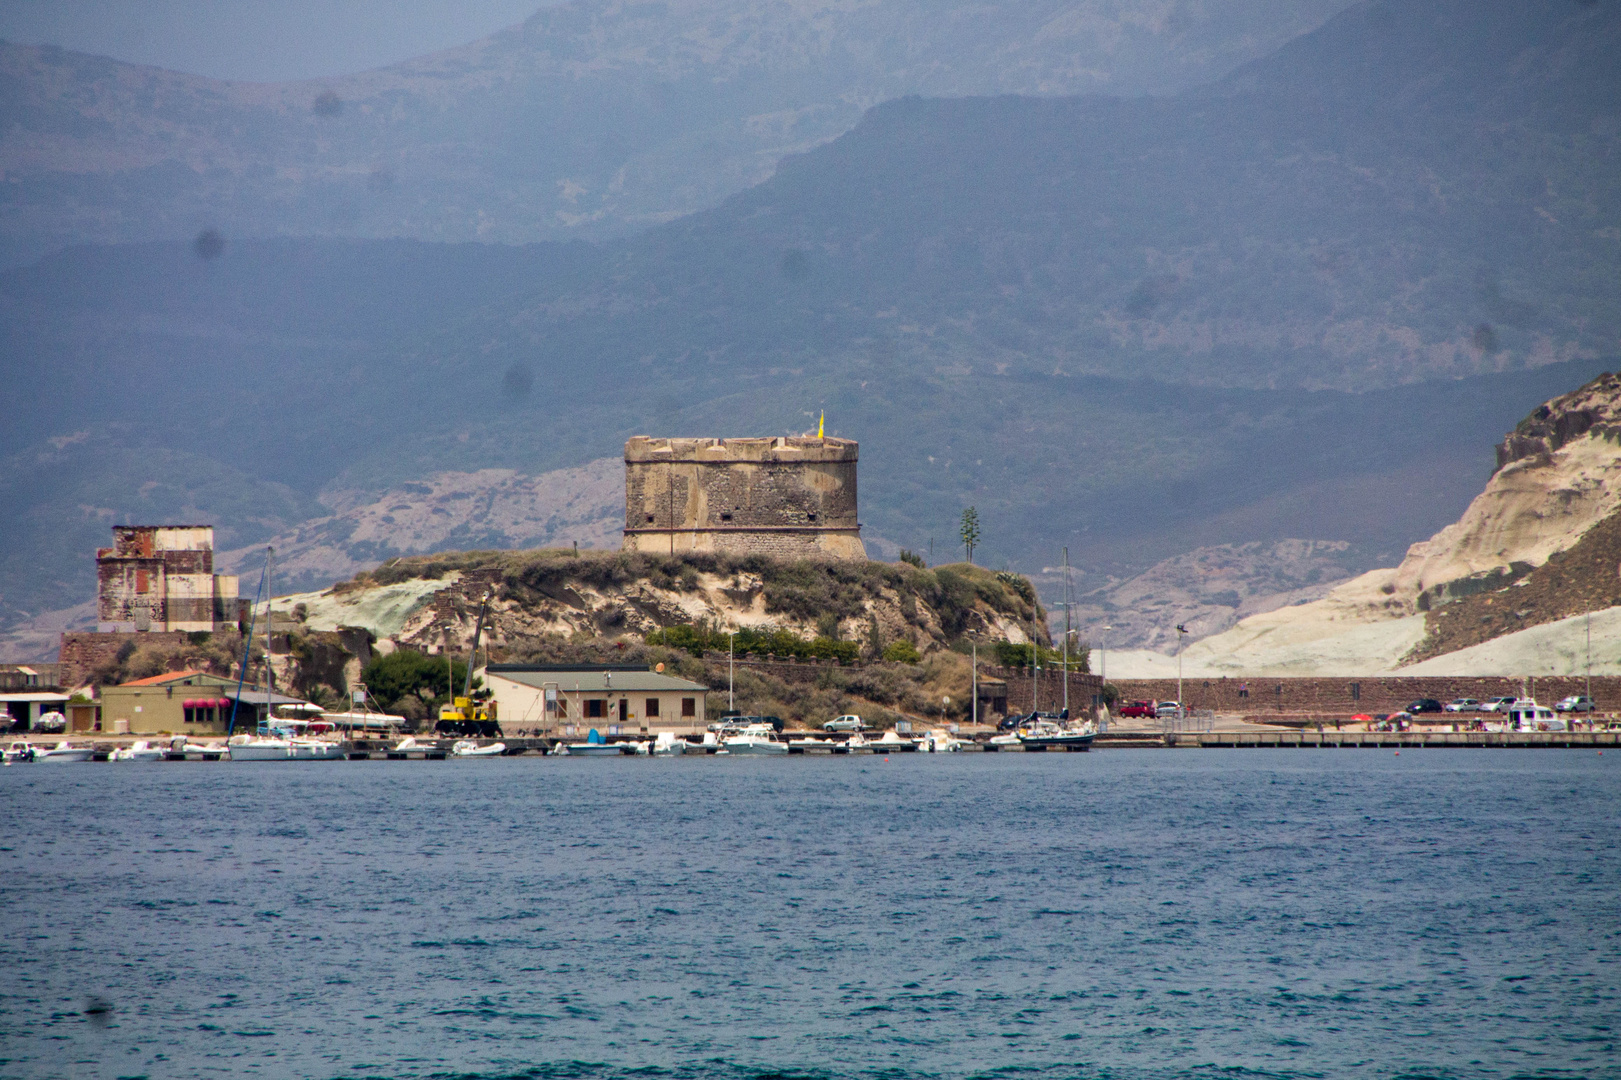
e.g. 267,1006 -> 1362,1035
1101,625 -> 1111,685
1175,623 -> 1189,722
968,630 -> 979,728
942,695 -> 950,726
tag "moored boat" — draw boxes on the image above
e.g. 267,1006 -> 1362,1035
451,739 -> 507,757
228,734 -> 345,761
110,740 -> 166,762
4,741 -> 39,763
721,723 -> 788,755
560,728 -> 627,756
1016,717 -> 1095,751
38,742 -> 94,762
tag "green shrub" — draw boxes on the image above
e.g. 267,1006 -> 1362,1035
361,650 -> 479,710
882,640 -> 922,664
644,623 -> 859,664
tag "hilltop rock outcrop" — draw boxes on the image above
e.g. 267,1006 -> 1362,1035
1111,373 -> 1621,675
281,549 -> 1044,664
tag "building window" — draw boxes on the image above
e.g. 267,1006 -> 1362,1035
681,697 -> 696,717
554,697 -> 568,719
585,699 -> 605,718
646,698 -> 660,718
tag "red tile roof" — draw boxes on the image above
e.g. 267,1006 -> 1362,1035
119,669 -> 210,687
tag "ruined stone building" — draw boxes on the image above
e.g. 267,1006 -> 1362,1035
96,526 -> 247,633
623,436 -> 865,559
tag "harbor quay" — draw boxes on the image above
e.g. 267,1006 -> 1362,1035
10,727 -> 1618,762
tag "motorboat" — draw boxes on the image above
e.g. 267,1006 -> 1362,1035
38,742 -> 95,762
559,728 -> 626,757
788,736 -> 834,753
652,732 -> 687,756
721,723 -> 789,755
987,731 -> 1024,749
840,731 -> 874,754
110,740 -> 166,762
917,729 -> 963,753
177,737 -> 227,760
4,741 -> 39,763
227,734 -> 345,761
452,739 -> 507,757
877,730 -> 915,751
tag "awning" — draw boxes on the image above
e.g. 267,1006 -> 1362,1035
0,692 -> 72,703
222,690 -> 309,707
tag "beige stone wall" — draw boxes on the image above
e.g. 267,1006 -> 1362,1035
623,436 -> 864,559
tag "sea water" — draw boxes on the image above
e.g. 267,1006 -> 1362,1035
1,751 -> 1616,1080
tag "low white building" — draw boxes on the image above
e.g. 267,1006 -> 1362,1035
482,664 -> 708,735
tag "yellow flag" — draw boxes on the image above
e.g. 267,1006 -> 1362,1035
818,410 -> 825,438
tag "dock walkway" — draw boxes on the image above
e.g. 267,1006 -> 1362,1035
1186,730 -> 1619,749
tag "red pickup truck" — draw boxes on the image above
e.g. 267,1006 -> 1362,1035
1117,699 -> 1157,718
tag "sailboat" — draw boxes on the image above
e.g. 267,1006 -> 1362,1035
226,547 -> 343,762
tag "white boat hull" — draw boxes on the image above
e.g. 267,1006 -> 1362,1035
722,741 -> 789,755
229,738 -> 345,761
652,735 -> 687,756
562,743 -> 626,756
452,741 -> 507,757
40,747 -> 94,762
111,743 -> 166,762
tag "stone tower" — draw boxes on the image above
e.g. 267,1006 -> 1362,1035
623,436 -> 865,559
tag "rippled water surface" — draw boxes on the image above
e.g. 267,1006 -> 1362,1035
2,751 -> 1617,1079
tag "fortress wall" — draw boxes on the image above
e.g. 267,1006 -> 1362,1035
623,436 -> 865,559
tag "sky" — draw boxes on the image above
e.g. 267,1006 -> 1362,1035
0,0 -> 562,82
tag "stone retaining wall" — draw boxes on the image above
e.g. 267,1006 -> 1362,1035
1110,674 -> 1621,715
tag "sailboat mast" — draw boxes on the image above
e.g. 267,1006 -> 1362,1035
227,547 -> 271,737
1062,547 -> 1070,716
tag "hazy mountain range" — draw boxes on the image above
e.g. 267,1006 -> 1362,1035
0,0 -> 1355,268
1,0 -> 1618,659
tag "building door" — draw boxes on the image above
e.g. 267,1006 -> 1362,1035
618,699 -> 628,725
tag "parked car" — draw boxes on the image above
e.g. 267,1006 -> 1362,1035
1408,698 -> 1444,713
1480,696 -> 1519,713
823,714 -> 866,732
1117,700 -> 1157,718
1555,695 -> 1596,713
1157,701 -> 1183,718
1443,698 -> 1479,712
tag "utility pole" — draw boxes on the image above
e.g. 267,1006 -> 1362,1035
1586,608 -> 1592,702
1101,625 -> 1110,685
728,629 -> 737,712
